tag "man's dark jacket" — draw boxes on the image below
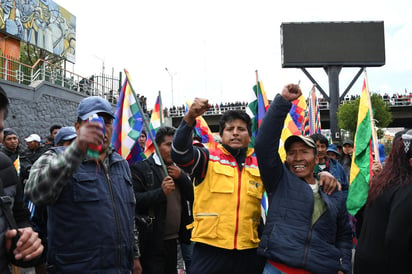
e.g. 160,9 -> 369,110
20,146 -> 47,182
0,152 -> 31,273
130,155 -> 193,256
0,146 -> 19,164
254,94 -> 352,274
45,147 -> 136,273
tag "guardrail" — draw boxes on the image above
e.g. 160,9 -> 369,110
169,105 -> 247,117
168,97 -> 411,118
0,53 -> 120,104
318,97 -> 412,109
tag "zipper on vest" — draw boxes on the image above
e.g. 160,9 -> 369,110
234,169 -> 242,249
104,166 -> 122,272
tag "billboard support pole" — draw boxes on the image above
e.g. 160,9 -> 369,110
325,66 -> 342,143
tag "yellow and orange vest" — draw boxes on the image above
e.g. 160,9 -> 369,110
189,144 -> 264,250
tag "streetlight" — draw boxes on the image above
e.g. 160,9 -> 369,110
165,67 -> 174,107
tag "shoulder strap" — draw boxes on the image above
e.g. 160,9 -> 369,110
0,177 -> 18,229
142,159 -> 156,217
142,159 -> 155,190
0,175 -> 4,196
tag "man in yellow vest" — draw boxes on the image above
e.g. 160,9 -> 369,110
172,99 -> 264,273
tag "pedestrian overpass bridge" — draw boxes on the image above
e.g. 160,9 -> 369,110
170,103 -> 412,133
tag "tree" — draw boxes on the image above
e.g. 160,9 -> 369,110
20,42 -> 64,67
338,94 -> 392,138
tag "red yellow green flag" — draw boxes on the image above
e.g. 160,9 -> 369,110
346,75 -> 374,216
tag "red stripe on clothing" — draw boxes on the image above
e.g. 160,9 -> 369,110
270,260 -> 312,274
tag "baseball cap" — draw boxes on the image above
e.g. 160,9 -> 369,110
343,140 -> 354,146
327,144 -> 341,156
77,96 -> 115,120
284,135 -> 316,151
25,134 -> 41,142
54,126 -> 77,145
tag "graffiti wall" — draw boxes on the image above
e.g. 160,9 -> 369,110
0,0 -> 76,63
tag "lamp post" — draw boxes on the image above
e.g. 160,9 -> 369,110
165,67 -> 174,107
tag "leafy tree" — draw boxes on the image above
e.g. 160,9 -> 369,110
377,128 -> 384,139
338,93 -> 392,138
20,42 -> 63,66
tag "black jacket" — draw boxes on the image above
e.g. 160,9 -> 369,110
355,184 -> 412,273
0,152 -> 31,273
20,146 -> 47,182
130,155 -> 193,253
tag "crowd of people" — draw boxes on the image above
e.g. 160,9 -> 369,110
0,83 -> 411,274
166,101 -> 248,117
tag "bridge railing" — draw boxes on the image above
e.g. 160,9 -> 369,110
0,53 -> 120,104
169,105 -> 248,117
318,96 -> 411,110
168,96 -> 411,118
388,96 -> 412,106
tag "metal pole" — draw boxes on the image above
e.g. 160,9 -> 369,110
124,70 -> 169,176
326,66 -> 342,143
165,67 -> 174,107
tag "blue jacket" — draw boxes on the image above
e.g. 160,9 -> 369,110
255,94 -> 352,274
317,157 -> 349,196
46,147 -> 136,273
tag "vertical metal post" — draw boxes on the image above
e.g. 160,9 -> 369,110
165,68 -> 174,107
326,66 -> 342,143
42,61 -> 46,81
4,59 -> 7,80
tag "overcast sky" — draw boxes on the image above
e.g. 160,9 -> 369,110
54,0 -> 412,108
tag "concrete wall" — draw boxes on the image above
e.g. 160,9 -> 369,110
1,79 -> 87,143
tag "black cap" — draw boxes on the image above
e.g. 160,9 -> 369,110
342,140 -> 354,146
3,128 -> 17,138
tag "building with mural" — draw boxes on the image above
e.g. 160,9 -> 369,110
0,0 -> 76,63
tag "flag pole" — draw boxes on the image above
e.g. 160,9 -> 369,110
310,85 -> 316,135
364,69 -> 380,163
158,90 -> 164,127
124,69 -> 169,175
255,70 -> 259,93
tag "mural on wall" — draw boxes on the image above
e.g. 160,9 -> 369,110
0,0 -> 76,63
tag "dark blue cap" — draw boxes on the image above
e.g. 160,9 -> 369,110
77,96 -> 114,120
54,126 -> 77,145
327,144 -> 341,156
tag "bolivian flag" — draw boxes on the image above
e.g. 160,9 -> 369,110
346,76 -> 374,216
